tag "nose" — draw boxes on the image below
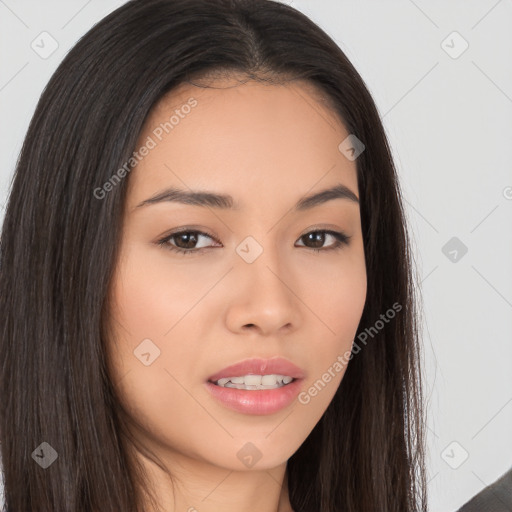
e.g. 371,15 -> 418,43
225,248 -> 302,337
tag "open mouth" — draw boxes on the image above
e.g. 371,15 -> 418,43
209,374 -> 297,390
205,374 -> 304,415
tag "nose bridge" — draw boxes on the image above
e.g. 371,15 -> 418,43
230,230 -> 299,332
236,230 -> 285,287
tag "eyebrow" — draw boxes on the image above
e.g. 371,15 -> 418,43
134,183 -> 359,211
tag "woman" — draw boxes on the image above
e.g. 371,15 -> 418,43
0,0 -> 427,510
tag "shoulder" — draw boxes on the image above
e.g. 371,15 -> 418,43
457,467 -> 512,512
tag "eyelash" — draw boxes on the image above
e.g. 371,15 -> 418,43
156,228 -> 351,256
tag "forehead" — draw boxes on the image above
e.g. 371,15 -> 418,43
125,77 -> 358,211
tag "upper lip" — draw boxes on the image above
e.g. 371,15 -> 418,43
207,357 -> 305,382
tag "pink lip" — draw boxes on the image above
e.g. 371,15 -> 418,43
206,357 -> 305,382
205,378 -> 303,415
205,357 -> 306,415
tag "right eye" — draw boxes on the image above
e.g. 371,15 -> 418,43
157,229 -> 220,255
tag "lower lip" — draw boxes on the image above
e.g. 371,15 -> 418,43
205,379 -> 303,415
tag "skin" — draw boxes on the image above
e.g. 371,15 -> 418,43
106,75 -> 367,512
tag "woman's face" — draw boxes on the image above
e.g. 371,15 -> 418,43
106,76 -> 367,472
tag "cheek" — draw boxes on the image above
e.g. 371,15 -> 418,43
107,243 -> 210,386
105,244 -> 196,401
109,243 -> 207,339
301,244 -> 367,344
106,250 -> 211,459
297,244 -> 366,393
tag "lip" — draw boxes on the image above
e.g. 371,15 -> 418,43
205,378 -> 303,415
205,357 -> 305,415
206,357 -> 305,382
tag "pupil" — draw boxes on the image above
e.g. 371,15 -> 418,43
306,232 -> 324,248
177,233 -> 197,249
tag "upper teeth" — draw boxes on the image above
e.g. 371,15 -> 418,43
215,374 -> 294,387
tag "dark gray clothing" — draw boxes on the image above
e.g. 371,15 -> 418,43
457,467 -> 512,512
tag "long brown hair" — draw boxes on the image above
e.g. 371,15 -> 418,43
0,0 -> 427,510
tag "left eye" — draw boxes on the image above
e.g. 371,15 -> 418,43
296,230 -> 350,252
157,229 -> 350,256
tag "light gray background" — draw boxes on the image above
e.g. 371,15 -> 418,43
1,1 -> 511,511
